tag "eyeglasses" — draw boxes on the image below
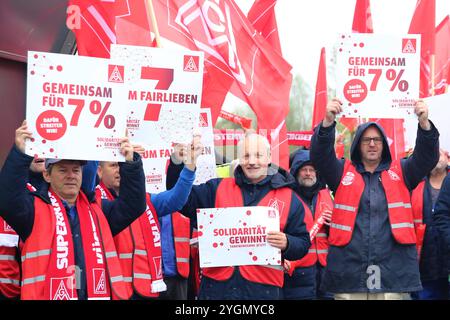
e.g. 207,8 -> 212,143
361,137 -> 383,145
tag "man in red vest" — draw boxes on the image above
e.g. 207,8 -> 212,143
0,155 -> 45,300
310,98 -> 439,300
0,120 -> 147,300
433,156 -> 450,300
95,136 -> 202,300
411,148 -> 449,300
283,149 -> 333,300
167,133 -> 311,299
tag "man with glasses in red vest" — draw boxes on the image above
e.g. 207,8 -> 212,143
310,98 -> 439,300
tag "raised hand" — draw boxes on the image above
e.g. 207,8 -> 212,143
323,98 -> 343,128
15,120 -> 33,153
415,99 -> 431,130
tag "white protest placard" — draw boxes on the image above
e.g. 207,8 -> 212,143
110,44 -> 204,146
140,108 -> 217,193
26,51 -> 129,161
197,206 -> 281,268
194,109 -> 217,185
336,33 -> 420,119
404,93 -> 450,153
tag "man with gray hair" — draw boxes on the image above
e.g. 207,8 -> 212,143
166,132 -> 310,299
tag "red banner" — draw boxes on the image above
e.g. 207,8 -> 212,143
219,110 -> 252,129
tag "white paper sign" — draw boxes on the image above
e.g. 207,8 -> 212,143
110,44 -> 204,146
336,33 -> 420,119
197,206 -> 281,268
140,108 -> 217,193
404,92 -> 450,153
194,109 -> 217,185
26,51 -> 129,161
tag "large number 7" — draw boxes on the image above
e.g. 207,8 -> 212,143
140,67 -> 174,121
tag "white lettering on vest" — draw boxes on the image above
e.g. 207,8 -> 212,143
49,193 -> 69,269
88,211 -> 104,264
145,206 -> 161,247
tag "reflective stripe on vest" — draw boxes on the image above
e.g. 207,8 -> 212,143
330,160 -> 416,246
21,196 -> 132,300
203,178 -> 292,287
108,190 -> 157,299
172,212 -> 191,278
0,245 -> 21,298
411,180 -> 427,260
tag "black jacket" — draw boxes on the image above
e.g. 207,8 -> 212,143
0,145 -> 146,299
310,121 -> 439,293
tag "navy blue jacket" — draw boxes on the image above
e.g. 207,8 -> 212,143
310,121 -> 439,293
0,145 -> 147,299
416,176 -> 450,281
433,174 -> 450,273
167,160 -> 311,299
283,149 -> 331,299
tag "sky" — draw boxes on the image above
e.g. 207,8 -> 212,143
234,0 -> 450,98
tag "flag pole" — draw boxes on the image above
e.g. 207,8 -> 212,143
145,0 -> 162,47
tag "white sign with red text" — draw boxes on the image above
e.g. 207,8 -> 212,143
197,206 -> 281,268
141,109 -> 216,193
110,44 -> 204,146
25,51 -> 129,161
336,33 -> 420,119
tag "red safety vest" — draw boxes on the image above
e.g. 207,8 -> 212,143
202,178 -> 292,287
291,189 -> 333,268
411,181 -> 427,260
330,160 -> 416,246
96,187 -> 158,299
189,228 -> 201,297
21,193 -> 132,300
0,217 -> 20,298
172,212 -> 190,278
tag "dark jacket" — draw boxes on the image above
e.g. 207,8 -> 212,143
433,174 -> 450,273
0,145 -> 147,299
166,160 -> 311,299
284,149 -> 331,299
310,121 -> 439,293
417,176 -> 450,281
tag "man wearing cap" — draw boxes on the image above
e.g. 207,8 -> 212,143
0,120 -> 146,300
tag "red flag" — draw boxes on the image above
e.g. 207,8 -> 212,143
219,110 -> 252,129
246,0 -> 289,168
311,48 -> 328,129
352,0 -> 373,33
68,0 -> 117,58
434,16 -> 450,94
152,0 -> 292,168
247,0 -> 282,54
408,0 -> 436,98
341,0 -> 375,132
114,0 -> 156,46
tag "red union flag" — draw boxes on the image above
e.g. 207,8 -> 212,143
152,0 -> 292,167
247,0 -> 282,55
352,0 -> 373,33
408,0 -> 436,98
68,0 -> 117,58
434,16 -> 450,94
